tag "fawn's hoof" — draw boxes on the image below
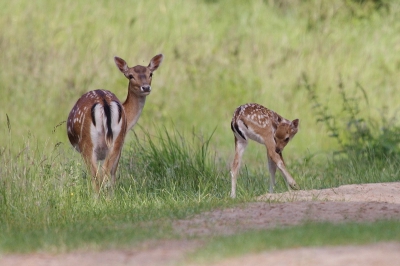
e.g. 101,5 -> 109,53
290,183 -> 300,190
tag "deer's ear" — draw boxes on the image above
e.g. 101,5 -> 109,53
114,56 -> 129,74
148,54 -> 164,72
291,119 -> 299,129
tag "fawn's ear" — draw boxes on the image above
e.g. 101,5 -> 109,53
291,119 -> 299,129
148,54 -> 164,72
114,56 -> 129,74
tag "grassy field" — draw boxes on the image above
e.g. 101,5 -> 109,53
1,0 -> 400,156
190,220 -> 400,263
1,0 -> 400,260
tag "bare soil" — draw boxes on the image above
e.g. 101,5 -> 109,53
1,182 -> 400,266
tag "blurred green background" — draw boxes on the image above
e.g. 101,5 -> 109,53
1,0 -> 399,162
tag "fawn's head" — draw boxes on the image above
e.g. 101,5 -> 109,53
274,119 -> 299,154
114,54 -> 164,96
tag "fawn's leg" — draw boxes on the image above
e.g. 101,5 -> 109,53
230,136 -> 248,198
264,142 -> 299,191
267,156 -> 277,193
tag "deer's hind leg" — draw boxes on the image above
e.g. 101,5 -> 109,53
230,136 -> 248,198
79,140 -> 103,193
102,141 -> 124,188
102,116 -> 126,188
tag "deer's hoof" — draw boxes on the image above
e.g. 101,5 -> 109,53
290,183 -> 300,190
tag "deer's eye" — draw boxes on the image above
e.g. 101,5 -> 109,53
284,137 -> 290,142
128,74 -> 134,80
150,73 -> 153,78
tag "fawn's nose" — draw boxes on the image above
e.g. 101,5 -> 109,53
275,147 -> 282,154
141,85 -> 151,93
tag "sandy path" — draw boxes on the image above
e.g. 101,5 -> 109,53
258,181 -> 400,203
0,240 -> 201,266
174,182 -> 400,237
1,182 -> 400,266
210,242 -> 400,266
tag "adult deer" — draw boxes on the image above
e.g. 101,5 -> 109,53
67,54 -> 164,192
230,103 -> 300,198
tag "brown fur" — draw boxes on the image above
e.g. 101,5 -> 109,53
67,54 -> 164,192
230,103 -> 300,198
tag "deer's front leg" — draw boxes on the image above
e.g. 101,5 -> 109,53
265,144 -> 299,191
267,156 -> 277,193
230,137 -> 248,198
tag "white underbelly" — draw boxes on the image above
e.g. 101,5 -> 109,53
237,120 -> 264,144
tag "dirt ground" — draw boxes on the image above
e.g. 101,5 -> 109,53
1,182 -> 400,266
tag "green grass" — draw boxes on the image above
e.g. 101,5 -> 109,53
0,127 -> 235,253
189,220 -> 400,264
0,219 -> 168,253
1,125 -> 400,253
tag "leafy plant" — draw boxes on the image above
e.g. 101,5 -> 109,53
301,73 -> 400,160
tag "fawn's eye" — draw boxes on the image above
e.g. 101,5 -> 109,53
128,74 -> 134,79
284,137 -> 290,142
150,73 -> 153,78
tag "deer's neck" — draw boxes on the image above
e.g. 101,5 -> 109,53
123,89 -> 147,132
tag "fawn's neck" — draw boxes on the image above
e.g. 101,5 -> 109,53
123,89 -> 147,132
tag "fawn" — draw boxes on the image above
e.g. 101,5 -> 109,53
230,103 -> 300,198
67,54 -> 164,192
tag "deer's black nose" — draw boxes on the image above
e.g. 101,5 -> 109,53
141,85 -> 151,92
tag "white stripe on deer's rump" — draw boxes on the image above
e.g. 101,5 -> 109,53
109,101 -> 123,139
90,103 -> 108,160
